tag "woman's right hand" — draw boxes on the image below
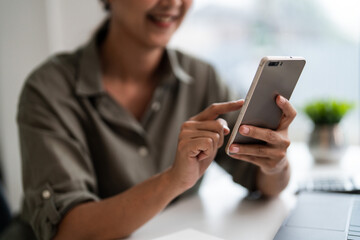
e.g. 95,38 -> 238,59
168,100 -> 244,191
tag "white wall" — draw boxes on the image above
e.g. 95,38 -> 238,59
0,0 -> 105,213
0,0 -> 50,213
46,0 -> 106,53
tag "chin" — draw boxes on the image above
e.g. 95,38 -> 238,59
146,35 -> 173,48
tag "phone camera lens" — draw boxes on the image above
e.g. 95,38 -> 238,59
269,62 -> 279,67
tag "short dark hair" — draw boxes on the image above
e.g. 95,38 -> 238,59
100,0 -> 110,11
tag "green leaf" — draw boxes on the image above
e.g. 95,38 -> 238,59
303,99 -> 355,125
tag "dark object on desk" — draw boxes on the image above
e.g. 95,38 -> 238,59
274,192 -> 360,240
297,176 -> 360,194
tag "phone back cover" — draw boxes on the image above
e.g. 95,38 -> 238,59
233,59 -> 305,144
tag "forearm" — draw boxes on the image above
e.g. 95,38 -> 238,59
54,101 -> 240,240
55,168 -> 184,240
256,158 -> 290,197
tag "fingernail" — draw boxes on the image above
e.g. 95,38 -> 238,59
279,96 -> 286,104
230,146 -> 240,153
240,126 -> 250,135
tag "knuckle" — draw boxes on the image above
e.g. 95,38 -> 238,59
217,118 -> 227,127
246,127 -> 254,136
181,121 -> 192,130
189,116 -> 196,121
283,139 -> 291,148
177,141 -> 186,151
266,130 -> 277,142
279,151 -> 286,160
209,103 -> 218,111
257,146 -> 266,155
274,150 -> 286,160
205,138 -> 214,147
249,155 -> 258,162
289,110 -> 297,121
284,102 -> 296,115
266,160 -> 277,169
178,132 -> 185,140
214,121 -> 224,132
178,129 -> 190,140
293,109 -> 297,117
214,133 -> 221,142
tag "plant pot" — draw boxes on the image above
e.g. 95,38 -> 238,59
308,124 -> 346,164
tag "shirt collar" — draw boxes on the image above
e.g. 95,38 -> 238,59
166,49 -> 193,84
76,38 -> 104,96
75,26 -> 193,97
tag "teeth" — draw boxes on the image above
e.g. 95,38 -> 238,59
153,16 -> 173,22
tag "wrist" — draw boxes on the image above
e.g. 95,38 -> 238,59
164,167 -> 195,195
260,157 -> 289,176
256,159 -> 290,197
161,168 -> 188,198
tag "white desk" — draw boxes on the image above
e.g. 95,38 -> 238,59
127,142 -> 360,240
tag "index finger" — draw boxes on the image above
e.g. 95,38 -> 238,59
191,100 -> 244,121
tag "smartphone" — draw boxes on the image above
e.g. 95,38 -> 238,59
225,56 -> 306,155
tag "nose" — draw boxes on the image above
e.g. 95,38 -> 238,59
159,0 -> 182,8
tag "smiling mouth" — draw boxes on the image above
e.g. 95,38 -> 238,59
147,14 -> 180,27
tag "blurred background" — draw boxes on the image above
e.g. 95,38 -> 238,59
0,0 -> 359,214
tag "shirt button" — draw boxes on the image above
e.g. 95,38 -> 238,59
151,102 -> 161,112
42,190 -> 51,200
138,146 -> 149,157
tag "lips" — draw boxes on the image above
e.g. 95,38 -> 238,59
147,13 -> 180,28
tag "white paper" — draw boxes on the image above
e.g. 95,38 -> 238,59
152,229 -> 224,240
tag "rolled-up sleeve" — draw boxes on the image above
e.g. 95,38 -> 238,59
17,80 -> 99,240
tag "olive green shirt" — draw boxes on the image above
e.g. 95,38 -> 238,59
17,29 -> 258,240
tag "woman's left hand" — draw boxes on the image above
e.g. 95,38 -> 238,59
228,95 -> 296,175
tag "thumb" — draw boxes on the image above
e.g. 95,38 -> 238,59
217,118 -> 230,135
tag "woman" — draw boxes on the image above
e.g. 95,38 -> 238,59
15,0 -> 294,239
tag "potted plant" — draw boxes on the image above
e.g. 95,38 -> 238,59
303,99 -> 355,163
